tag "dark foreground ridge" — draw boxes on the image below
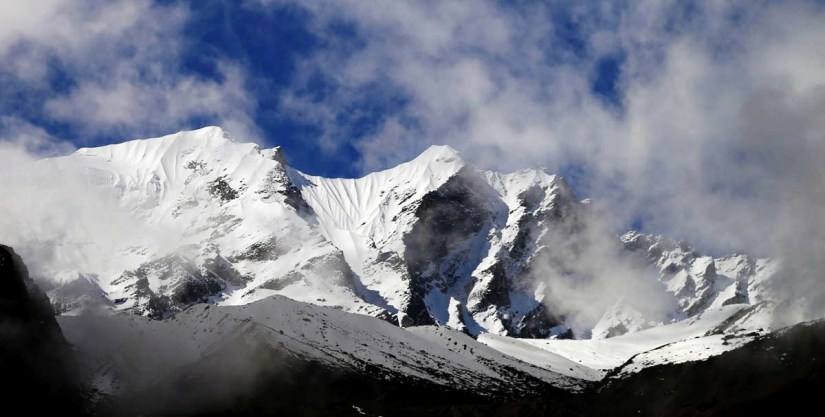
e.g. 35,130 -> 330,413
4,245 -> 825,416
592,320 -> 825,416
0,245 -> 83,414
88,317 -> 825,417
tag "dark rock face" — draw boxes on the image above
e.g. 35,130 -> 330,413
509,181 -> 577,263
208,176 -> 239,201
398,169 -> 588,336
495,179 -> 583,338
203,254 -> 251,286
604,323 -> 629,338
402,168 -> 496,325
260,164 -> 316,217
231,237 -> 285,262
505,303 -> 564,339
259,271 -> 304,291
0,245 -> 83,414
473,262 -> 511,313
171,275 -> 224,306
404,169 -> 491,275
282,180 -> 315,216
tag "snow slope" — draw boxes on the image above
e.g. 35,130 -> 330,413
59,295 -> 583,398
296,145 -> 468,317
479,303 -> 772,378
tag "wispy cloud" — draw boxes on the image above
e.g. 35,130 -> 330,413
0,117 -> 75,157
0,0 -> 260,149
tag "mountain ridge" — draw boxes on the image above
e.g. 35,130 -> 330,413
2,242 -> 820,416
6,126 -> 779,343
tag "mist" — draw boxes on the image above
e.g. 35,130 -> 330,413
0,139 -> 178,284
526,200 -> 676,336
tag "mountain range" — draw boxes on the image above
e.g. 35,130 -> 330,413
1,126 -> 814,415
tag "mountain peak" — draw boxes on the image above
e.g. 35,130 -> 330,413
73,126 -> 240,159
192,125 -> 236,141
159,125 -> 238,146
261,145 -> 289,166
347,144 -> 465,182
387,144 -> 465,179
412,145 -> 462,164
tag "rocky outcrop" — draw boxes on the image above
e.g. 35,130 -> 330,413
112,254 -> 229,319
621,232 -> 774,323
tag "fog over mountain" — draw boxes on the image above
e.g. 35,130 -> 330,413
2,1 -> 825,415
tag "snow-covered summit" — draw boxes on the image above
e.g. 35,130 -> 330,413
298,143 -> 465,237
75,126 -> 237,155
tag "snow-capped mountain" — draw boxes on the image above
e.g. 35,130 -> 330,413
5,126 -> 780,342
29,127 -> 372,320
4,242 -> 818,416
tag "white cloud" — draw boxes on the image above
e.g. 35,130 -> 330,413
263,0 -> 825,319
0,117 -> 75,157
267,0 -> 825,233
0,0 -> 261,145
44,63 -> 258,142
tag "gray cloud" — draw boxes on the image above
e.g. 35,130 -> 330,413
529,201 -> 676,335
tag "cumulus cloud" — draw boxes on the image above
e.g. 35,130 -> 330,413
260,0 -> 825,319
262,1 -> 823,235
0,0 -> 260,147
44,63 -> 258,143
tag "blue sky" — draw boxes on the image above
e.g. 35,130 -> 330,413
0,1 -> 627,179
0,1 -> 347,173
2,0 -> 825,257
